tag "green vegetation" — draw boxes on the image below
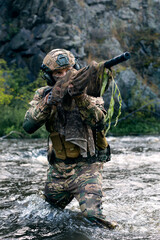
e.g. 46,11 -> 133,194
109,114 -> 160,136
0,59 -> 47,138
102,73 -> 122,135
107,80 -> 160,136
0,59 -> 159,138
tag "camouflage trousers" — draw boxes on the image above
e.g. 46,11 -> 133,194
44,160 -> 105,221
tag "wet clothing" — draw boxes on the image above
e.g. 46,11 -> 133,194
23,65 -> 113,228
45,161 -> 103,218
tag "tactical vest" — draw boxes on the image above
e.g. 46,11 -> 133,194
49,130 -> 108,160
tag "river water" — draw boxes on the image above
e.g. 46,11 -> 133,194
0,136 -> 160,240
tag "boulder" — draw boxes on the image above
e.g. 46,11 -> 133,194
115,69 -> 157,109
10,28 -> 33,51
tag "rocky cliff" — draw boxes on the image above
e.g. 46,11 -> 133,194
0,0 -> 160,111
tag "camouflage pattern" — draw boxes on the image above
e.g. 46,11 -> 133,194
44,159 -> 117,229
23,86 -> 107,157
74,94 -> 106,129
24,86 -> 106,130
43,49 -> 75,71
26,86 -> 53,121
23,62 -> 116,228
45,160 -> 104,217
86,61 -> 112,97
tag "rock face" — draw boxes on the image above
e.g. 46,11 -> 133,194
0,0 -> 159,110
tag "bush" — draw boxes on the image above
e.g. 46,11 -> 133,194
108,112 -> 160,135
0,59 -> 46,138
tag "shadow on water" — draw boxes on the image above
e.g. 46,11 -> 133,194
1,193 -> 97,240
0,136 -> 160,239
54,232 -> 92,240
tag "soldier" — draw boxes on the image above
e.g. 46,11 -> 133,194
23,49 -> 117,229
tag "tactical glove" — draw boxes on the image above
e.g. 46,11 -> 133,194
68,66 -> 90,96
46,69 -> 75,105
46,80 -> 66,106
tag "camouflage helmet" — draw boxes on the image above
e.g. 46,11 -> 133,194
42,49 -> 75,71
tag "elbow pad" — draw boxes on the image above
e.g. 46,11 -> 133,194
23,118 -> 42,134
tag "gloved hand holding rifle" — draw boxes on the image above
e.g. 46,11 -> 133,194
66,52 -> 131,135
45,52 -> 131,105
67,52 -> 131,97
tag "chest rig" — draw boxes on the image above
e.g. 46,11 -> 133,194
46,100 -> 109,161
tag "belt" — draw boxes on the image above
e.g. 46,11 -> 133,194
55,155 -> 85,164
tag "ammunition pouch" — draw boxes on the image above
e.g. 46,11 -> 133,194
49,132 -> 80,160
96,130 -> 111,162
96,131 -> 109,149
48,130 -> 111,164
47,144 -> 56,165
48,146 -> 111,165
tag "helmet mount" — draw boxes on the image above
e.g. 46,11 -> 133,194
56,54 -> 70,67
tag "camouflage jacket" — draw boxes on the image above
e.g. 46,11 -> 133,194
23,86 -> 107,156
23,60 -> 112,138
23,86 -> 106,131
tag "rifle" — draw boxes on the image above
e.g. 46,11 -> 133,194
104,52 -> 131,68
86,52 -> 131,97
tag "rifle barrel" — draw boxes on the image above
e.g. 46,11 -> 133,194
104,52 -> 131,68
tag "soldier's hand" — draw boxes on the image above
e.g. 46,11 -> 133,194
46,73 -> 72,105
68,66 -> 90,96
45,80 -> 63,105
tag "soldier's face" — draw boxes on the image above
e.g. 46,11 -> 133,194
52,67 -> 72,79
